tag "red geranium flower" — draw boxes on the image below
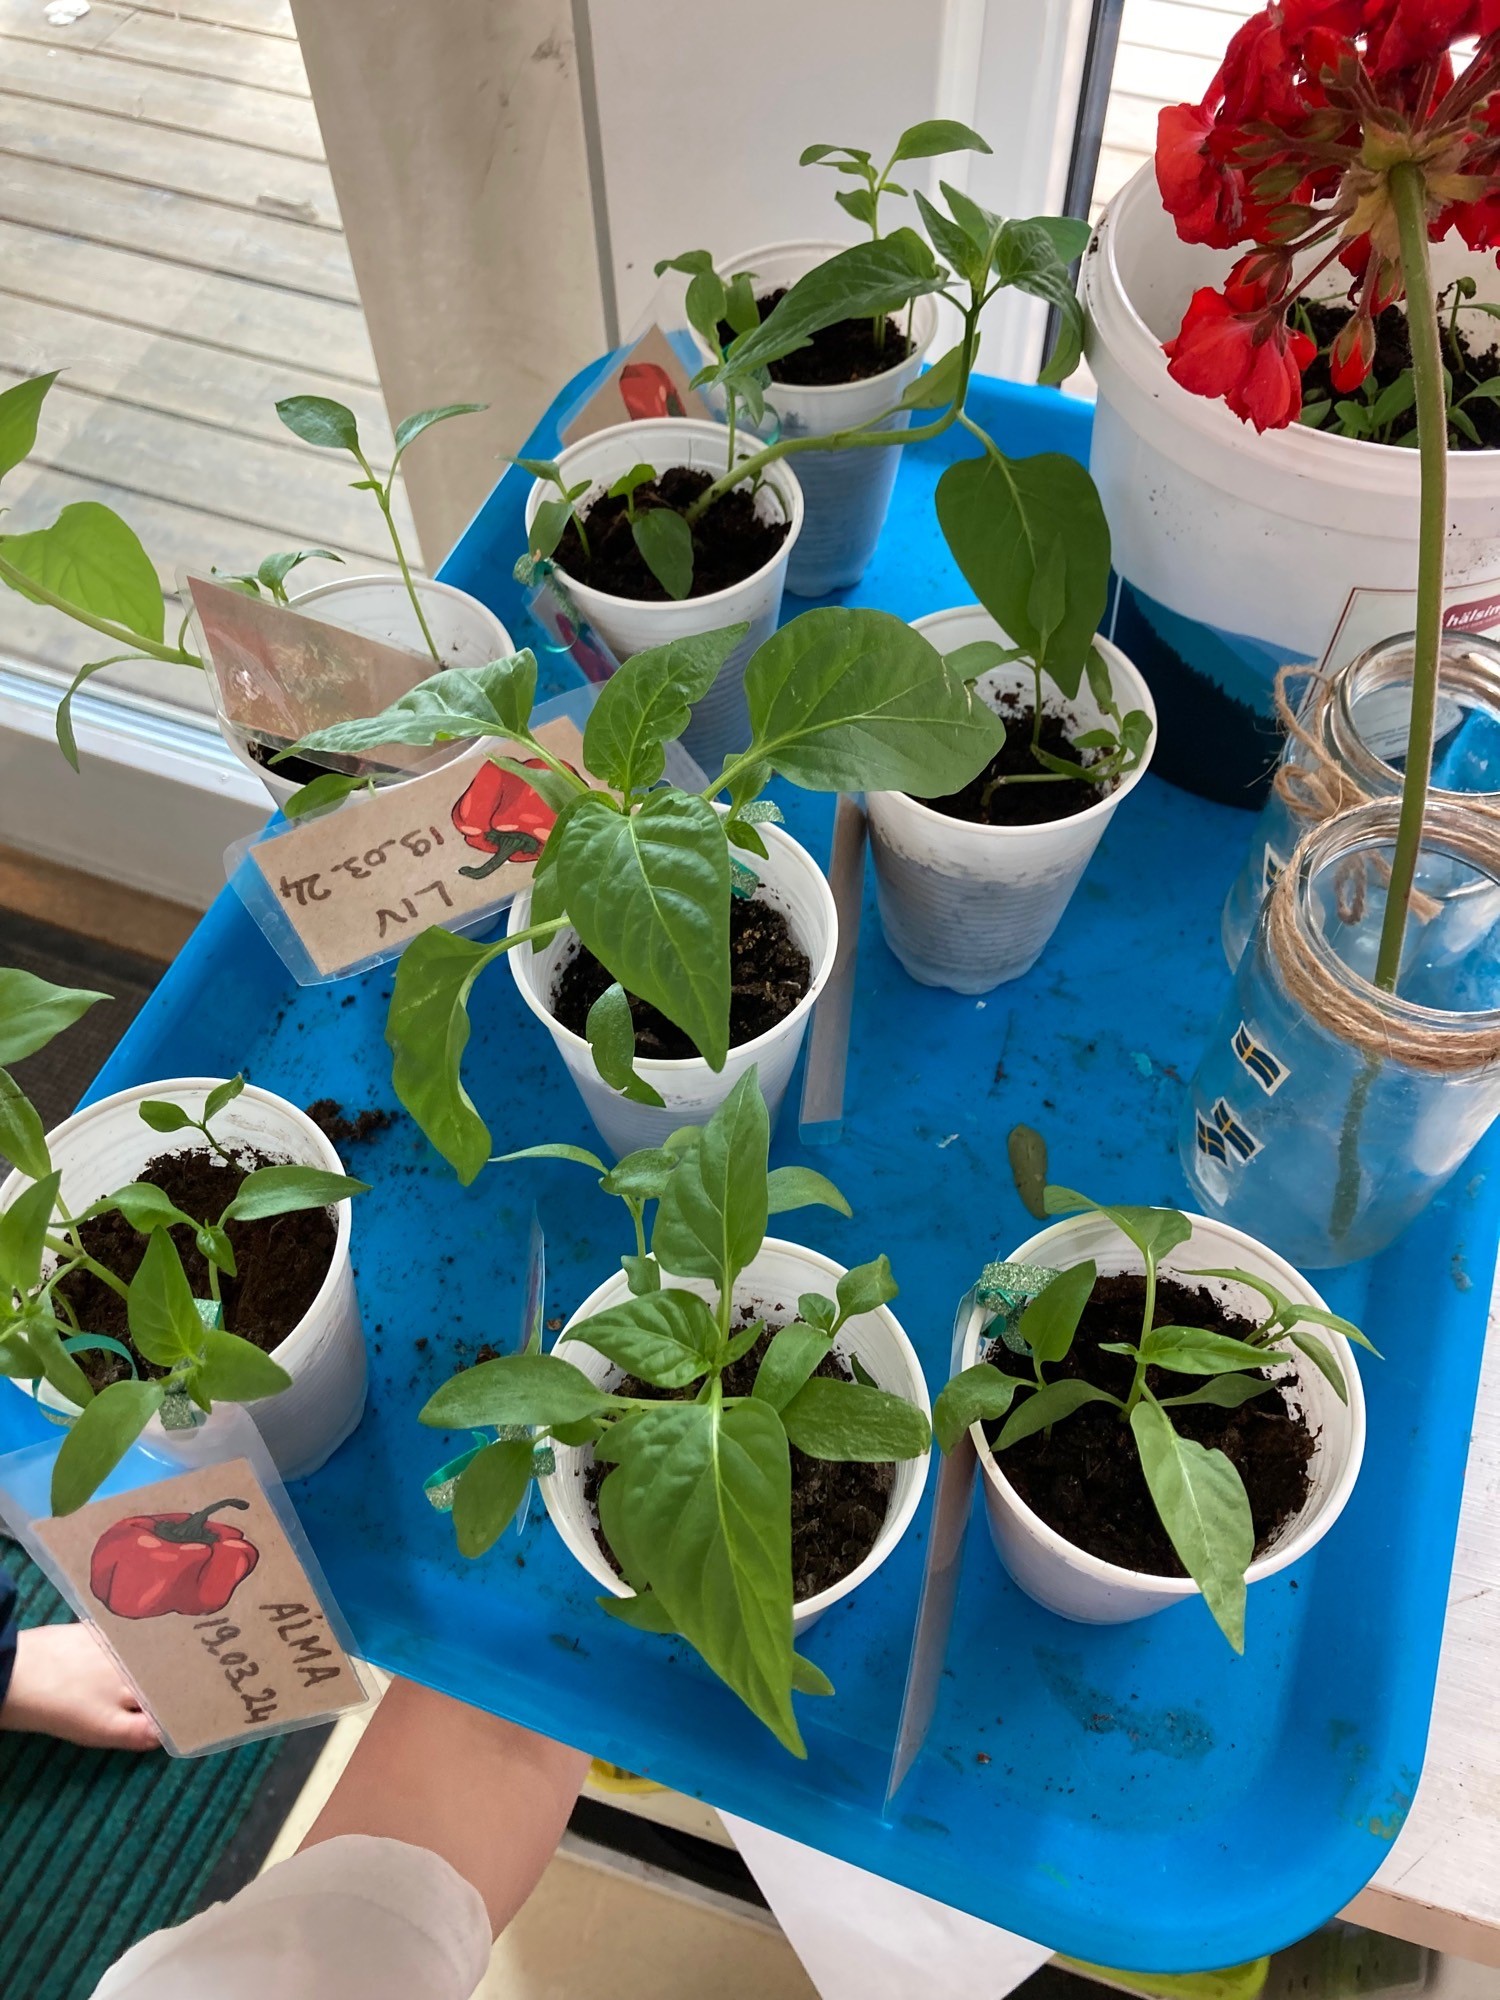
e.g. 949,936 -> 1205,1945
1164,287 -> 1315,430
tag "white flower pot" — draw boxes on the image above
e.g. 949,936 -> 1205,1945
541,1237 -> 931,1632
698,240 -> 939,598
867,608 -> 1156,992
1083,163 -> 1500,802
958,1210 -> 1366,1627
222,575 -> 515,808
2,1080 -> 365,1484
507,815 -> 837,1157
523,419 -> 803,769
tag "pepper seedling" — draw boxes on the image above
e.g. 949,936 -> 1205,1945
932,1184 -> 1377,1651
289,604 -> 1005,1182
0,968 -> 368,1515
603,461 -> 696,600
515,455 -> 595,566
419,1066 -> 930,1755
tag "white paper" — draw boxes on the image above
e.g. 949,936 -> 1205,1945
722,1813 -> 1052,2000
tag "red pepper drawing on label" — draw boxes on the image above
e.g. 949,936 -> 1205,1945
619,361 -> 684,423
90,1497 -> 260,1620
452,758 -> 569,881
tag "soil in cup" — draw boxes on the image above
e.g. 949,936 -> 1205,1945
54,1146 -> 337,1391
918,701 -> 1106,827
717,291 -> 913,387
551,896 -> 811,1060
985,1271 -> 1315,1575
246,740 -> 335,787
556,467 -> 788,601
1298,295 -> 1500,448
583,1315 -> 896,1601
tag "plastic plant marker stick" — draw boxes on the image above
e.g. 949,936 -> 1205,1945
798,794 -> 868,1146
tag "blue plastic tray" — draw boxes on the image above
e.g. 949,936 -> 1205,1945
3,375 -> 1494,1972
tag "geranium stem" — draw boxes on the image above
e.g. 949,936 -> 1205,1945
1375,162 -> 1447,993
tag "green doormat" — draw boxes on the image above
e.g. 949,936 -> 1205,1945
0,1540 -> 329,2000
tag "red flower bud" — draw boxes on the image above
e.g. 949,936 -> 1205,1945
1330,315 -> 1376,392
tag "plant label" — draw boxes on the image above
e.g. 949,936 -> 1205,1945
36,1457 -> 367,1756
560,323 -> 709,444
185,575 -> 460,777
243,716 -> 591,979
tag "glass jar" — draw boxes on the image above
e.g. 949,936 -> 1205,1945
1221,632 -> 1500,967
1182,799 -> 1500,1269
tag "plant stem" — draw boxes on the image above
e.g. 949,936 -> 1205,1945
1375,161 -> 1447,993
360,450 -> 441,664
1122,1250 -> 1157,1420
0,556 -> 201,667
44,1234 -> 129,1302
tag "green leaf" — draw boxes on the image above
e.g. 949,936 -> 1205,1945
891,118 -> 992,163
193,1329 -> 293,1403
764,1166 -> 851,1218
945,640 -> 1011,682
1018,1260 -> 1096,1366
295,654 -> 540,756
386,928 -> 510,1184
996,1378 -> 1116,1448
835,186 -> 878,230
608,462 -> 657,506
835,1254 -> 898,1320
1160,1375 -> 1276,1410
0,1324 -> 41,1380
0,1170 -> 61,1295
798,144 -> 869,167
743,605 -> 1005,795
935,452 -> 1110,699
781,1377 -> 929,1461
497,1141 -> 607,1174
1007,1123 -> 1049,1218
798,1291 -> 836,1333
722,231 -> 943,381
933,1361 -> 1023,1453
994,219 -> 1087,386
791,1652 -> 834,1697
913,189 -> 983,284
600,1587 -> 678,1634
897,342 -> 968,413
102,1181 -> 195,1234
722,1316 -> 765,1364
452,1435 -> 534,1557
1138,1325 -> 1278,1377
585,983 -> 666,1109
724,272 -> 760,338
652,1068 -> 769,1295
127,1230 -> 205,1368
600,1147 -> 679,1201
1130,1397 -> 1253,1652
574,1289 -> 718,1389
0,969 -> 108,1067
623,1254 -> 660,1296
630,508 -> 695,601
223,1164 -> 367,1222
599,1396 -> 801,1754
0,503 -> 165,644
530,495 -> 574,561
510,454 -> 564,483
276,394 -> 362,454
1044,1187 -> 1192,1265
197,1224 -> 236,1277
582,628 -> 745,795
752,1322 -> 833,1411
392,402 -> 486,464
420,1350 -> 622,1430
138,1100 -> 196,1135
204,1075 -> 246,1123
0,371 -> 59,482
51,1379 -> 166,1515
282,772 -> 373,820
1288,1302 -> 1380,1355
0,1068 -> 48,1179
25,1311 -> 94,1406
684,266 -> 729,353
554,789 -> 731,1069
940,179 -> 1005,268
258,547 -> 342,595
1288,1328 -> 1349,1406
56,654 -> 145,772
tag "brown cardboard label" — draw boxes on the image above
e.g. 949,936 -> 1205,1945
38,1458 -> 363,1755
247,717 -> 589,978
561,322 -> 710,444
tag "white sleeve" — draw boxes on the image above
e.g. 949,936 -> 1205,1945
89,1834 -> 492,2000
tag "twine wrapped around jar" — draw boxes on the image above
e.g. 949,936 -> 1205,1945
1265,798 -> 1500,1073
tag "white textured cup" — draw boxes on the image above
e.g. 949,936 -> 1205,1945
867,609 -> 1157,993
222,576 -> 514,808
959,1210 -> 1365,1626
2,1080 -> 366,1483
507,816 -> 837,1157
699,240 -> 939,598
524,419 -> 803,770
542,1237 -> 931,1632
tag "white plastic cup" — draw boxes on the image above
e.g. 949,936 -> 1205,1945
1083,164 -> 1500,800
507,816 -> 836,1157
2,1080 -> 366,1483
541,1238 -> 931,1633
221,576 -> 515,808
958,1210 -> 1365,1627
523,419 -> 803,770
698,241 -> 939,598
867,609 -> 1156,992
